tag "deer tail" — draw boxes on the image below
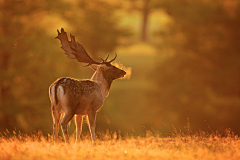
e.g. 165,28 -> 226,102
50,83 -> 56,106
54,83 -> 59,105
50,80 -> 61,106
53,78 -> 67,105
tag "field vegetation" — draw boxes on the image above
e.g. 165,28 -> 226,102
1,130 -> 240,160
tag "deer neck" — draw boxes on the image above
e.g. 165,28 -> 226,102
91,69 -> 113,100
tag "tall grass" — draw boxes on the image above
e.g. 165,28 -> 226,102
0,129 -> 240,160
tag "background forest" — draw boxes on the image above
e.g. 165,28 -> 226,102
0,0 -> 239,137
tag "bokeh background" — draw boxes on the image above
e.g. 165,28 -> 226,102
1,0 -> 240,137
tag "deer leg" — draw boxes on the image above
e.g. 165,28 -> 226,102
52,108 -> 61,143
60,112 -> 74,144
75,115 -> 83,143
87,111 -> 97,143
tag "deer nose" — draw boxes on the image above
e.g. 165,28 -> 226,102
122,70 -> 126,76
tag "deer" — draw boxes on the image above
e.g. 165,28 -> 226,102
49,28 -> 126,144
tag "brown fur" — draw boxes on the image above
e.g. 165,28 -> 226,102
49,64 -> 126,144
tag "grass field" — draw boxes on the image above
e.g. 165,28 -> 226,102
1,131 -> 240,160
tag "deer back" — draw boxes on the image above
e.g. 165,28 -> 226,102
50,77 -> 103,115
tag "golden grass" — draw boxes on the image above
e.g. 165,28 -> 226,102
1,131 -> 240,160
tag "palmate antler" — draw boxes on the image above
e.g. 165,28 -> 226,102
55,28 -> 117,66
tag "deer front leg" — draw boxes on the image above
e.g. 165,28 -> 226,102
52,108 -> 61,143
75,115 -> 83,143
60,112 -> 74,144
87,111 -> 97,143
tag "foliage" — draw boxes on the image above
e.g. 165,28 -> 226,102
68,0 -> 132,58
0,0 -> 70,133
151,0 -> 240,133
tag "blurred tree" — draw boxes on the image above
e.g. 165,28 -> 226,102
67,0 -> 131,59
0,0 -> 71,133
151,0 -> 240,134
128,0 -> 160,42
138,0 -> 150,41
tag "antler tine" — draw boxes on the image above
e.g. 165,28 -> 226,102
99,54 -> 110,63
98,56 -> 105,62
105,54 -> 110,61
55,29 -> 60,38
108,52 -> 117,63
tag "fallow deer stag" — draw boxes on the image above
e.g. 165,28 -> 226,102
49,28 -> 126,144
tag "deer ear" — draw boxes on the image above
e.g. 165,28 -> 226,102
90,64 -> 98,71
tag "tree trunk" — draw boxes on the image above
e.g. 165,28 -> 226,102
141,0 -> 150,42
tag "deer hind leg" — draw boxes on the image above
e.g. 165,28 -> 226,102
52,107 -> 61,143
60,111 -> 75,144
75,115 -> 83,143
87,110 -> 97,144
